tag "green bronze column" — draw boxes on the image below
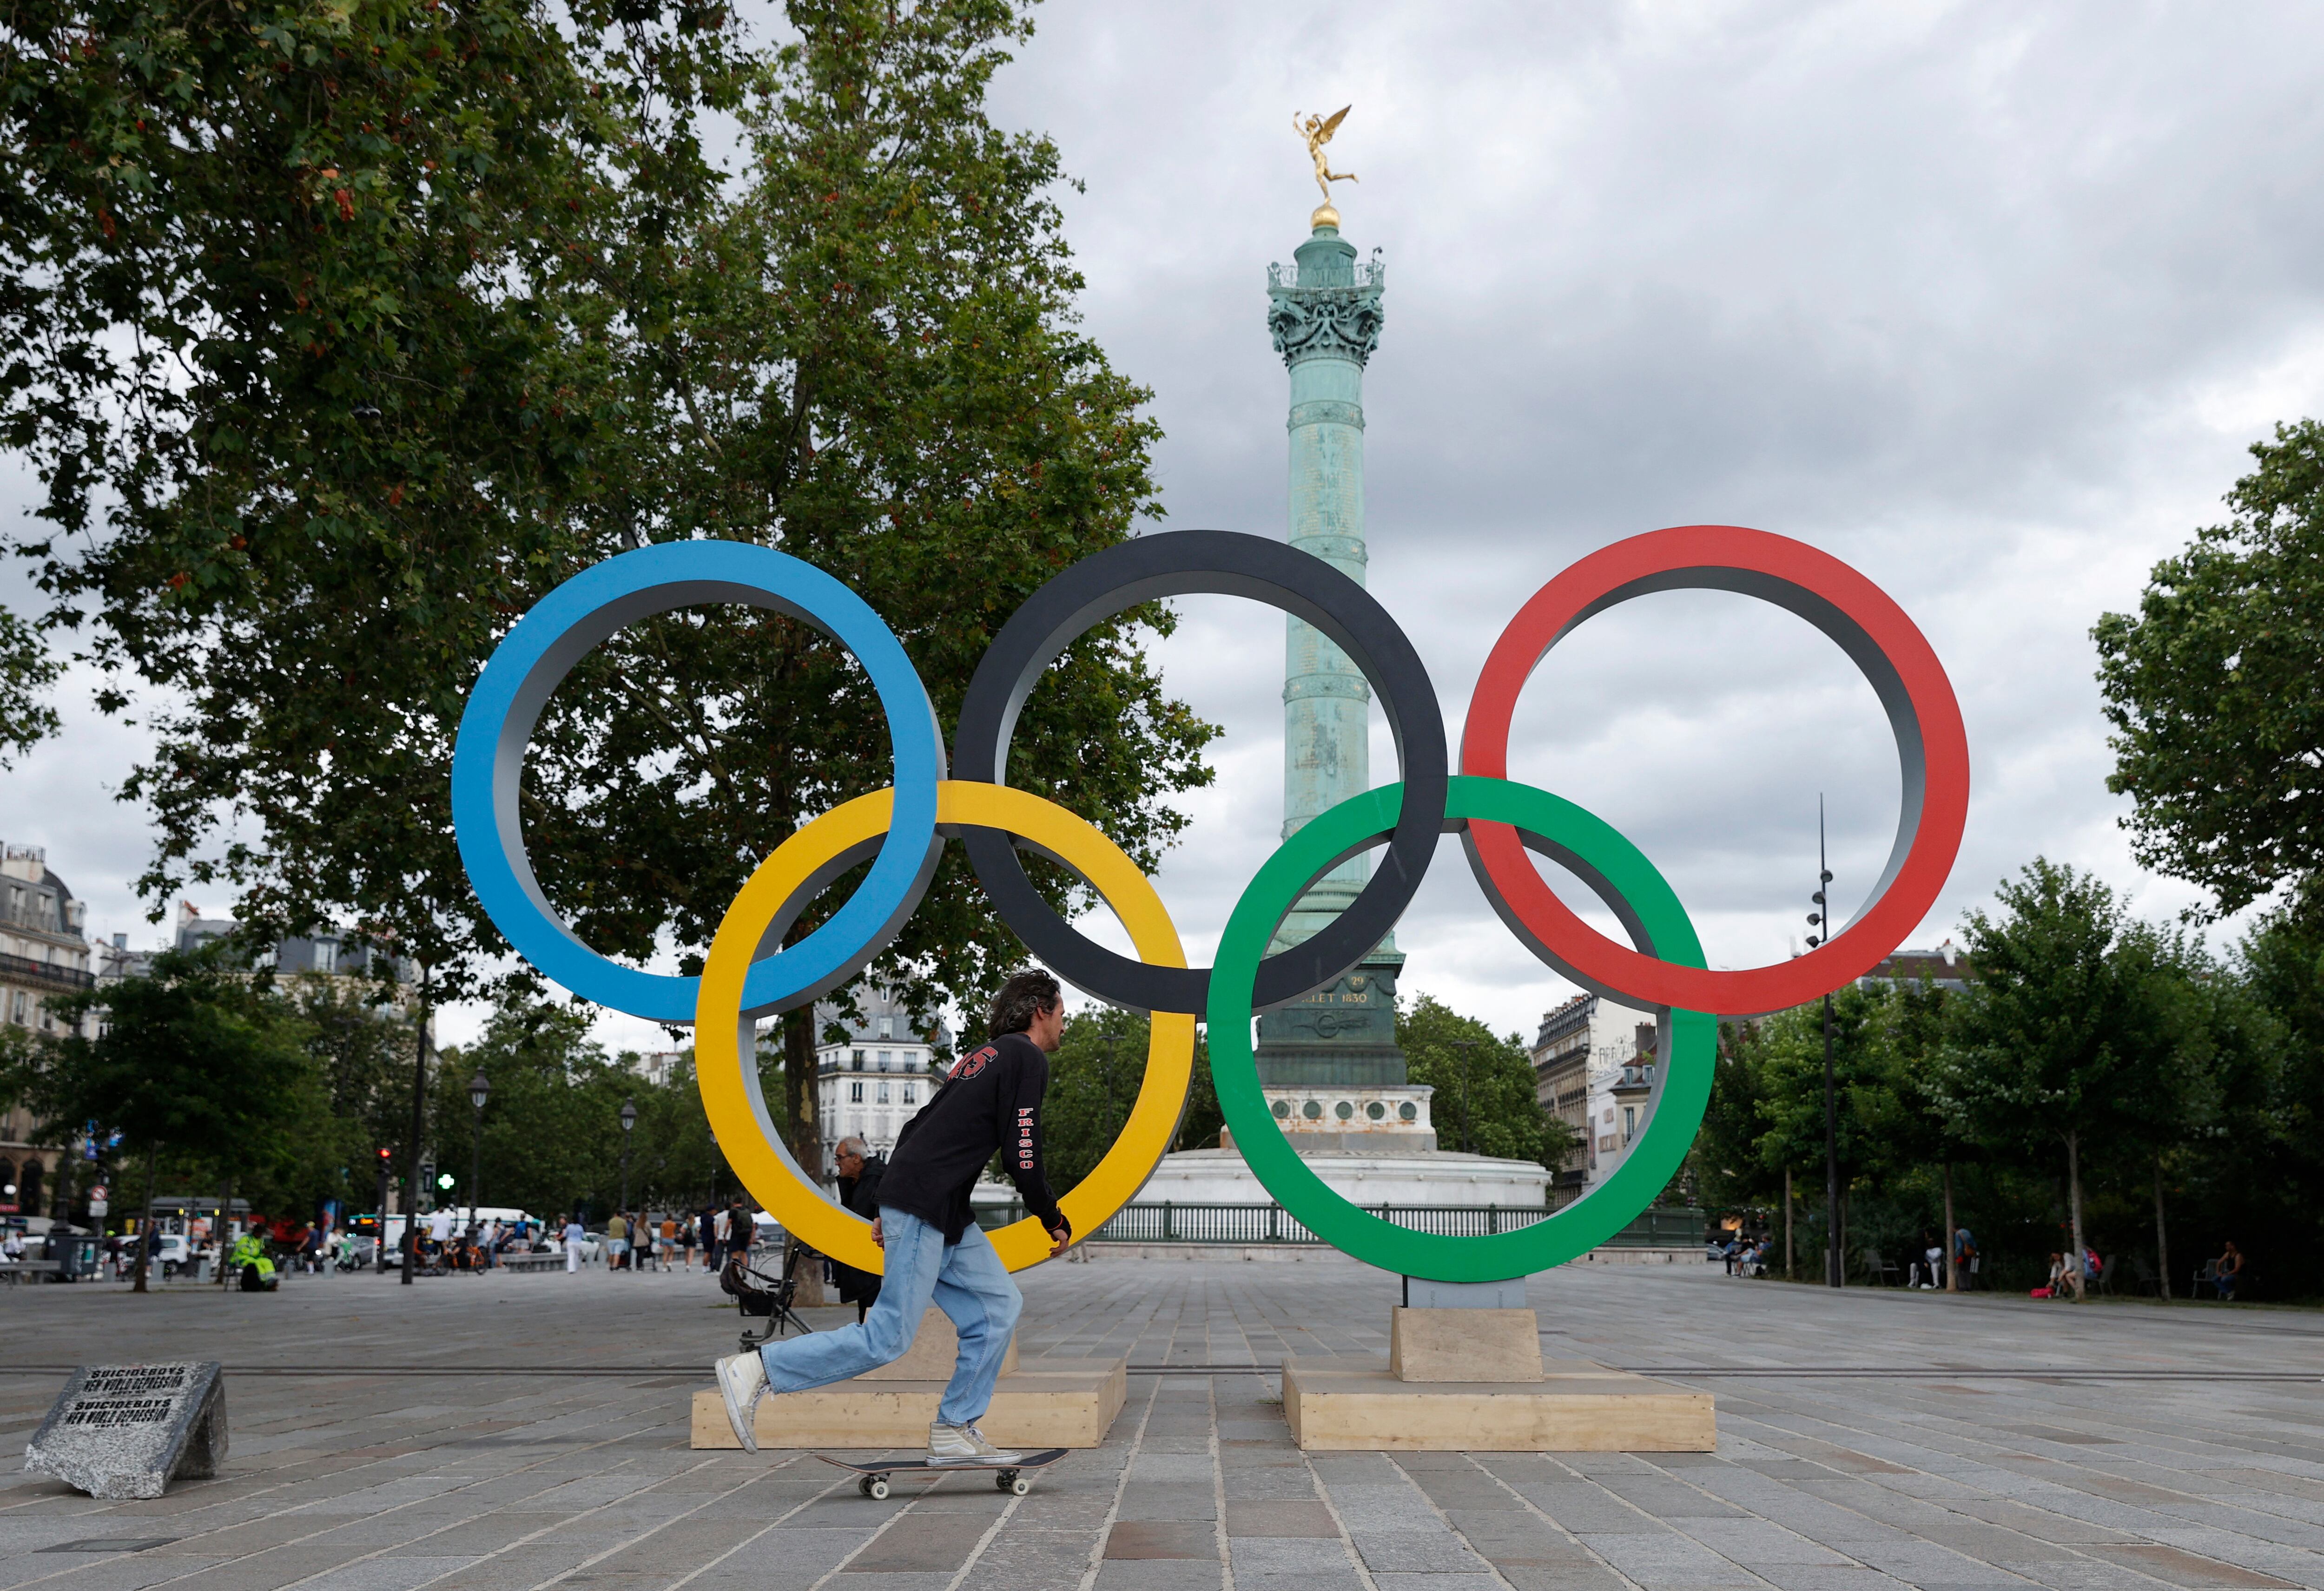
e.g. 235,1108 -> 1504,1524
1253,203 -> 1427,1137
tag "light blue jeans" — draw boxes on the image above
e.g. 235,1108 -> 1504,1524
755,1208 -> 1021,1427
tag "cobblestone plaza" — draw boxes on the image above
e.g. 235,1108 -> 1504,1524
3,1259 -> 2321,1591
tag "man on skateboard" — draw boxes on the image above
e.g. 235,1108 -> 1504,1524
714,970 -> 1072,1463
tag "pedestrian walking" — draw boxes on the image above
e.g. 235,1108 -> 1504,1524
563,1213 -> 586,1274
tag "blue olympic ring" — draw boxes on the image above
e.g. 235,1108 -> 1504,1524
449,541 -> 946,1023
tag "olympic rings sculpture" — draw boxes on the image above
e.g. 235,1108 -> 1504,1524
451,525 -> 1968,1283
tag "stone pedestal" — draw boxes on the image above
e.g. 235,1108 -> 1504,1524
689,1313 -> 1123,1451
1281,1308 -> 1714,1453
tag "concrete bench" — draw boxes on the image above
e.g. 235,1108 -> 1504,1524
0,1259 -> 64,1283
496,1251 -> 562,1273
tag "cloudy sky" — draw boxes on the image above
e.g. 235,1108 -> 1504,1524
7,1 -> 2324,1055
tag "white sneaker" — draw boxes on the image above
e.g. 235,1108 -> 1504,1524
715,1352 -> 766,1453
927,1420 -> 1020,1466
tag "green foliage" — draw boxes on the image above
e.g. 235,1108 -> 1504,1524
1037,1009 -> 1216,1193
0,603 -> 58,766
2095,419 -> 2324,922
0,0 -> 1215,1042
434,994 -> 737,1221
1941,860 -> 2209,1164
1397,994 -> 1568,1169
12,944 -> 319,1193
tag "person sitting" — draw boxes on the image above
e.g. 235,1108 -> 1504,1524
2038,1252 -> 2067,1298
2215,1240 -> 2243,1301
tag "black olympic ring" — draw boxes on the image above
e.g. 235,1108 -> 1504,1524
951,529 -> 1449,1013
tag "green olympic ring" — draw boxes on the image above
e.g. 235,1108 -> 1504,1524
1206,774 -> 1717,1282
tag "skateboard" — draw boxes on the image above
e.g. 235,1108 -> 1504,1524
816,1447 -> 1068,1499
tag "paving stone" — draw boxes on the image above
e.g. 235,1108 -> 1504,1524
1103,1519 -> 1216,1559
1115,1482 -> 1218,1522
1090,1559 -> 1225,1590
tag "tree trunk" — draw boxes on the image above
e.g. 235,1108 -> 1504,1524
1839,1185 -> 1849,1285
1942,1163 -> 1959,1293
2153,1154 -> 2172,1302
2066,1129 -> 2088,1302
1784,1167 -> 1794,1281
783,1008 -> 826,1307
132,1154 -> 157,1295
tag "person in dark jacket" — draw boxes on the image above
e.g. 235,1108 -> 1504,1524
715,970 -> 1071,1465
832,1137 -> 885,1322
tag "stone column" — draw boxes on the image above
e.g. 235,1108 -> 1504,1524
1255,216 -> 1424,1120
1267,219 -> 1386,951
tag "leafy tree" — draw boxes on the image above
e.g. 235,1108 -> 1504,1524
1941,859 -> 2205,1300
0,0 -> 1215,1205
0,604 -> 57,766
1726,991 -> 1891,1274
2095,419 -> 2324,923
1397,994 -> 1567,1170
7,944 -> 317,1289
1034,1009 -> 1217,1193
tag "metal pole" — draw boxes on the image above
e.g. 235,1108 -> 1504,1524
402,968 -> 430,1286
1816,799 -> 1841,1289
1823,990 -> 1840,1288
469,1101 -> 482,1230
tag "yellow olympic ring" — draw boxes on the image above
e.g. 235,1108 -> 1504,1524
695,780 -> 1196,1274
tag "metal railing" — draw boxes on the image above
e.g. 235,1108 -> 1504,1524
976,1200 -> 1706,1249
0,950 -> 95,993
1266,255 -> 1387,293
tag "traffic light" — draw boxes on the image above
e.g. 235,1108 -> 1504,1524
376,1147 -> 391,1164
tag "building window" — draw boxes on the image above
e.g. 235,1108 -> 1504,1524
851,1050 -> 865,1070
8,991 -> 25,1024
878,1050 -> 892,1071
1622,1106 -> 1636,1142
876,1081 -> 890,1104
877,1015 -> 894,1039
902,1083 -> 916,1105
314,940 -> 337,974
849,1080 -> 864,1103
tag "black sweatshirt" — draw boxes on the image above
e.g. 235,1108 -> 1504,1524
878,1032 -> 1067,1245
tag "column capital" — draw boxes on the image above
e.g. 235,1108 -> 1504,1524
1268,225 -> 1386,369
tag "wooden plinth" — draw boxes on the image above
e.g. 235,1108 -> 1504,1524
1281,1354 -> 1714,1453
690,1356 -> 1126,1451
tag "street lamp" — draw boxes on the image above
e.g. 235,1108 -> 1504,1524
467,1069 -> 490,1229
619,1098 -> 638,1216
1806,796 -> 1840,1290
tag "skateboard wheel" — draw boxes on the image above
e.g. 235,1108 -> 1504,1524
868,1477 -> 890,1501
857,1476 -> 873,1498
1009,1475 -> 1031,1497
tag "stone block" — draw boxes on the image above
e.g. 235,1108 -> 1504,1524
1388,1308 -> 1543,1382
856,1309 -> 1020,1381
1281,1355 -> 1714,1453
689,1356 -> 1125,1450
24,1362 -> 228,1500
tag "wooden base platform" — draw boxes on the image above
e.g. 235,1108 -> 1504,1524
690,1356 -> 1126,1451
1280,1353 -> 1715,1452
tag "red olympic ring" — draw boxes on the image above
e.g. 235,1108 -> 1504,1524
1460,525 -> 1969,1016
